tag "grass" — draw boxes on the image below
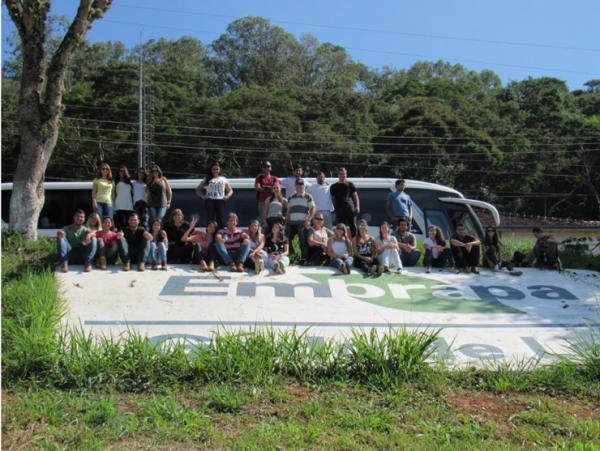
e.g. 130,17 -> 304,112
2,231 -> 600,447
3,384 -> 599,449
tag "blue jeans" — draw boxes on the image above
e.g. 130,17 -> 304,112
330,256 -> 354,270
215,241 -> 250,265
149,206 -> 167,225
149,241 -> 168,264
57,237 -> 97,265
118,237 -> 150,264
97,240 -> 119,264
95,202 -> 113,219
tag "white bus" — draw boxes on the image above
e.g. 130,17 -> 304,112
1,178 -> 499,240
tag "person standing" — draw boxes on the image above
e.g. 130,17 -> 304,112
114,165 -> 134,230
147,164 -> 172,224
307,171 -> 334,229
280,163 -> 311,198
195,162 -> 233,230
264,184 -> 288,231
330,167 -> 360,237
396,218 -> 421,267
117,212 -> 152,272
286,179 -> 315,260
56,210 -> 98,273
254,161 -> 279,225
386,179 -> 413,227
92,162 -> 114,219
132,167 -> 149,230
450,223 -> 481,274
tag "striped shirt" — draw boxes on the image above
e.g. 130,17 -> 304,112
218,227 -> 246,250
287,193 -> 315,225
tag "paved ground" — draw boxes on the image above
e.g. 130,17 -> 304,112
58,265 -> 600,365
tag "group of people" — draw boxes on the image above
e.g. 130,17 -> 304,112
57,161 -> 560,274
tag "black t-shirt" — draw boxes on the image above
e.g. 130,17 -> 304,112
330,182 -> 356,211
356,237 -> 376,257
451,234 -> 476,245
266,237 -> 288,255
124,227 -> 147,249
164,222 -> 190,246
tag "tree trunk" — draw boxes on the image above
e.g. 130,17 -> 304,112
4,0 -> 112,241
9,123 -> 58,240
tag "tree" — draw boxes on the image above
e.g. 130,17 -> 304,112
4,0 -> 112,240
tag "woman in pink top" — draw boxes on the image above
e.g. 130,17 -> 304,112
182,218 -> 219,272
96,216 -> 119,269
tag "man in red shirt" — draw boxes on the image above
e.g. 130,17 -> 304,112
255,161 -> 279,225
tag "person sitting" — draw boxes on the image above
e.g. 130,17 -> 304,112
511,227 -> 560,270
86,212 -> 102,233
215,213 -> 250,272
396,218 -> 421,267
182,218 -> 219,272
246,219 -> 267,274
305,214 -> 333,265
164,209 -> 193,264
353,219 -> 378,274
327,223 -> 354,274
376,221 -> 403,274
149,219 -> 168,270
265,222 -> 290,274
423,225 -> 452,273
482,226 -> 503,271
117,212 -> 152,271
450,223 -> 481,274
57,209 -> 98,273
95,216 -> 119,270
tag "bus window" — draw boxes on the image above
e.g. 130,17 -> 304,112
447,208 -> 479,239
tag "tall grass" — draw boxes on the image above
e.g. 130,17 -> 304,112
2,231 -> 600,394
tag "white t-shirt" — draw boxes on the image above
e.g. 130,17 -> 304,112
114,181 -> 133,211
131,180 -> 146,204
281,177 -> 311,198
424,237 -> 440,258
307,182 -> 334,212
206,176 -> 228,200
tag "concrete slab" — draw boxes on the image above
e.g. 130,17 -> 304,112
58,266 -> 600,365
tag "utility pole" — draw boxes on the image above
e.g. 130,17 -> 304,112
137,38 -> 144,170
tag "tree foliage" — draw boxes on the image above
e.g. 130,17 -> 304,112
3,15 -> 599,221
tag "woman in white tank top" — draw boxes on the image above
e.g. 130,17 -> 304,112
195,162 -> 233,229
327,223 -> 354,274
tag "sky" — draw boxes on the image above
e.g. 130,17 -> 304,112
2,0 -> 600,89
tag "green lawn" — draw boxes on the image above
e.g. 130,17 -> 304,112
3,384 -> 600,449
